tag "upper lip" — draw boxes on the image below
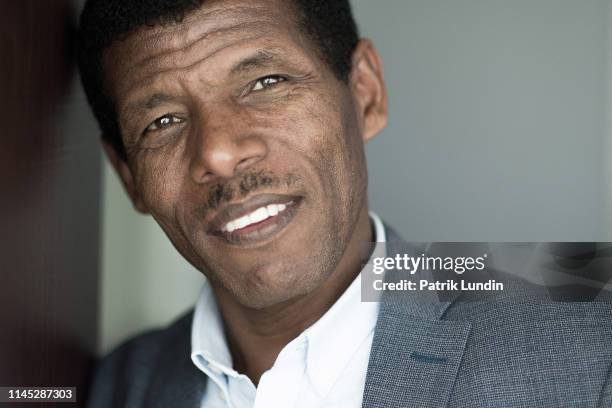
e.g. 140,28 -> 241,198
206,193 -> 301,234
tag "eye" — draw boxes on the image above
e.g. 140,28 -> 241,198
251,75 -> 286,92
144,114 -> 184,134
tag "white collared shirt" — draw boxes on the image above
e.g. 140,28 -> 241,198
191,212 -> 386,408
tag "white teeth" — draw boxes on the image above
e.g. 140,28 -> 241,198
222,203 -> 291,233
235,215 -> 251,229
267,204 -> 279,217
226,221 -> 237,233
250,207 -> 269,223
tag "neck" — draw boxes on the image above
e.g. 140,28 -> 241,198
212,204 -> 373,385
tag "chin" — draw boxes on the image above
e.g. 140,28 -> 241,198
230,261 -> 327,309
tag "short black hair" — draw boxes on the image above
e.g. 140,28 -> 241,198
77,0 -> 360,161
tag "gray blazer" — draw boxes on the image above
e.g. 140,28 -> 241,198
88,227 -> 612,407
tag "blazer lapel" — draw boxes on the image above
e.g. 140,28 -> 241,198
362,302 -> 470,408
362,227 -> 471,408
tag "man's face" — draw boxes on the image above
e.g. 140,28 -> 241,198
103,0 -> 386,308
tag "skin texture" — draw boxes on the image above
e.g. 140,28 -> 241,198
103,0 -> 387,383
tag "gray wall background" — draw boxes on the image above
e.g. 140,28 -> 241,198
99,0 -> 612,354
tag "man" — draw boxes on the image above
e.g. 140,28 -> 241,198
79,0 -> 612,407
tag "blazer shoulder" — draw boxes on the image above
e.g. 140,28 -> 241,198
87,310 -> 194,408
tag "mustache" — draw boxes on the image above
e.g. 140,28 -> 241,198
198,171 -> 300,213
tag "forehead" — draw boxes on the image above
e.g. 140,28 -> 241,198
103,0 -> 320,103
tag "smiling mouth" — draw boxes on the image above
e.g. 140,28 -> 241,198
207,194 -> 303,246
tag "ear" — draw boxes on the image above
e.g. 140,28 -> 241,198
349,39 -> 388,142
102,139 -> 149,214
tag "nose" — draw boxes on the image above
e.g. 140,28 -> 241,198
189,106 -> 268,183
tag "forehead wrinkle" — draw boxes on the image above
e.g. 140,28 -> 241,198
123,4 -> 277,68
130,20 -> 277,75
147,4 -> 270,44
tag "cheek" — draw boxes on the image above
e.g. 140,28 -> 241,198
283,91 -> 352,173
296,90 -> 365,201
133,149 -> 184,219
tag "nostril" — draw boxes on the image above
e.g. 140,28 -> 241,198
199,172 -> 216,184
235,156 -> 261,172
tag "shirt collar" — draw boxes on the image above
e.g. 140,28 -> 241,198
191,211 -> 387,394
191,281 -> 236,387
301,211 -> 385,397
369,210 -> 387,244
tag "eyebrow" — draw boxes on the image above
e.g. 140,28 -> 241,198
230,50 -> 281,76
123,93 -> 174,120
